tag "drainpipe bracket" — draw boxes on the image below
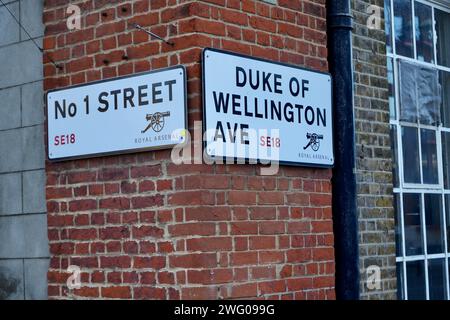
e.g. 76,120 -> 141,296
328,13 -> 354,30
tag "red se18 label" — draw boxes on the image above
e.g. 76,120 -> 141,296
54,134 -> 76,146
260,136 -> 281,148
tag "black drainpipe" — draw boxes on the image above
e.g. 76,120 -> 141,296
327,0 -> 359,299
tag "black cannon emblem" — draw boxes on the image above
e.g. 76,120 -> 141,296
142,111 -> 171,134
303,133 -> 324,152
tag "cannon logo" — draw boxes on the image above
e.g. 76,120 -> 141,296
142,111 -> 171,134
303,133 -> 323,152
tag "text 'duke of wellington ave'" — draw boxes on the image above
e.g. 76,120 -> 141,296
202,48 -> 333,167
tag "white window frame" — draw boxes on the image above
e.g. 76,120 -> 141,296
387,0 -> 450,300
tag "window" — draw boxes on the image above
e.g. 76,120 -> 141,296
394,0 -> 414,58
436,9 -> 450,68
386,0 -> 450,300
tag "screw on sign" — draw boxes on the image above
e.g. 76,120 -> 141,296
142,111 -> 171,133
303,133 -> 324,152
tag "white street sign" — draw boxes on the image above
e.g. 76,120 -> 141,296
202,48 -> 333,167
47,66 -> 187,161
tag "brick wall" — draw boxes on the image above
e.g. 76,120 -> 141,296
352,0 -> 396,299
43,0 -> 335,300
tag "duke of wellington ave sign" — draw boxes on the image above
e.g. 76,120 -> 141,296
202,48 -> 333,167
46,66 -> 187,161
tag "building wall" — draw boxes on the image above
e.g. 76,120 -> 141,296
43,0 -> 335,299
0,0 -> 49,300
352,0 -> 396,299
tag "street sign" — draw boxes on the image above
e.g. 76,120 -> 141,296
47,66 -> 187,161
202,48 -> 333,167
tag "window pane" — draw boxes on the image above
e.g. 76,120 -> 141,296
424,194 -> 444,254
441,71 -> 450,127
402,126 -> 421,183
399,60 -> 417,122
390,125 -> 399,188
406,260 -> 426,300
421,129 -> 438,184
436,9 -> 450,68
418,67 -> 441,126
445,195 -> 450,252
414,2 -> 434,63
385,0 -> 393,54
397,262 -> 405,300
403,193 -> 423,255
428,259 -> 447,300
399,61 -> 440,125
442,132 -> 450,189
394,0 -> 414,58
394,193 -> 402,256
388,58 -> 396,120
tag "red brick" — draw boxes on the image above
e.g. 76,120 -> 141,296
132,225 -> 164,239
258,192 -> 284,205
228,283 -> 258,299
133,256 -> 166,269
230,252 -> 258,266
169,223 -> 216,237
221,8 -> 248,25
251,266 -> 276,280
46,187 -> 72,199
249,236 -> 276,250
228,191 -> 257,205
99,197 -> 130,210
99,226 -> 130,240
68,199 -> 98,212
259,251 -> 284,264
258,280 -> 287,294
186,237 -> 232,251
101,286 -> 131,299
131,195 -> 164,209
288,278 -> 313,291
187,269 -> 233,284
181,286 -> 217,300
168,191 -> 215,206
100,256 -> 131,268
134,287 -> 166,300
185,207 -> 231,221
312,248 -> 335,261
169,253 -> 217,268
259,221 -> 285,234
68,228 -> 97,240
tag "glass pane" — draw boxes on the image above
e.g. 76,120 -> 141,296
399,61 -> 441,125
399,60 -> 417,122
420,129 -> 438,184
397,262 -> 405,300
442,132 -> 450,189
414,2 -> 434,63
385,0 -> 393,54
445,195 -> 450,252
441,71 -> 450,127
424,194 -> 444,254
436,9 -> 450,68
394,193 -> 402,256
403,193 -> 424,255
402,126 -> 421,184
388,58 -> 396,120
406,260 -> 426,300
394,0 -> 414,58
418,67 -> 441,126
390,125 -> 399,188
428,259 -> 447,300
